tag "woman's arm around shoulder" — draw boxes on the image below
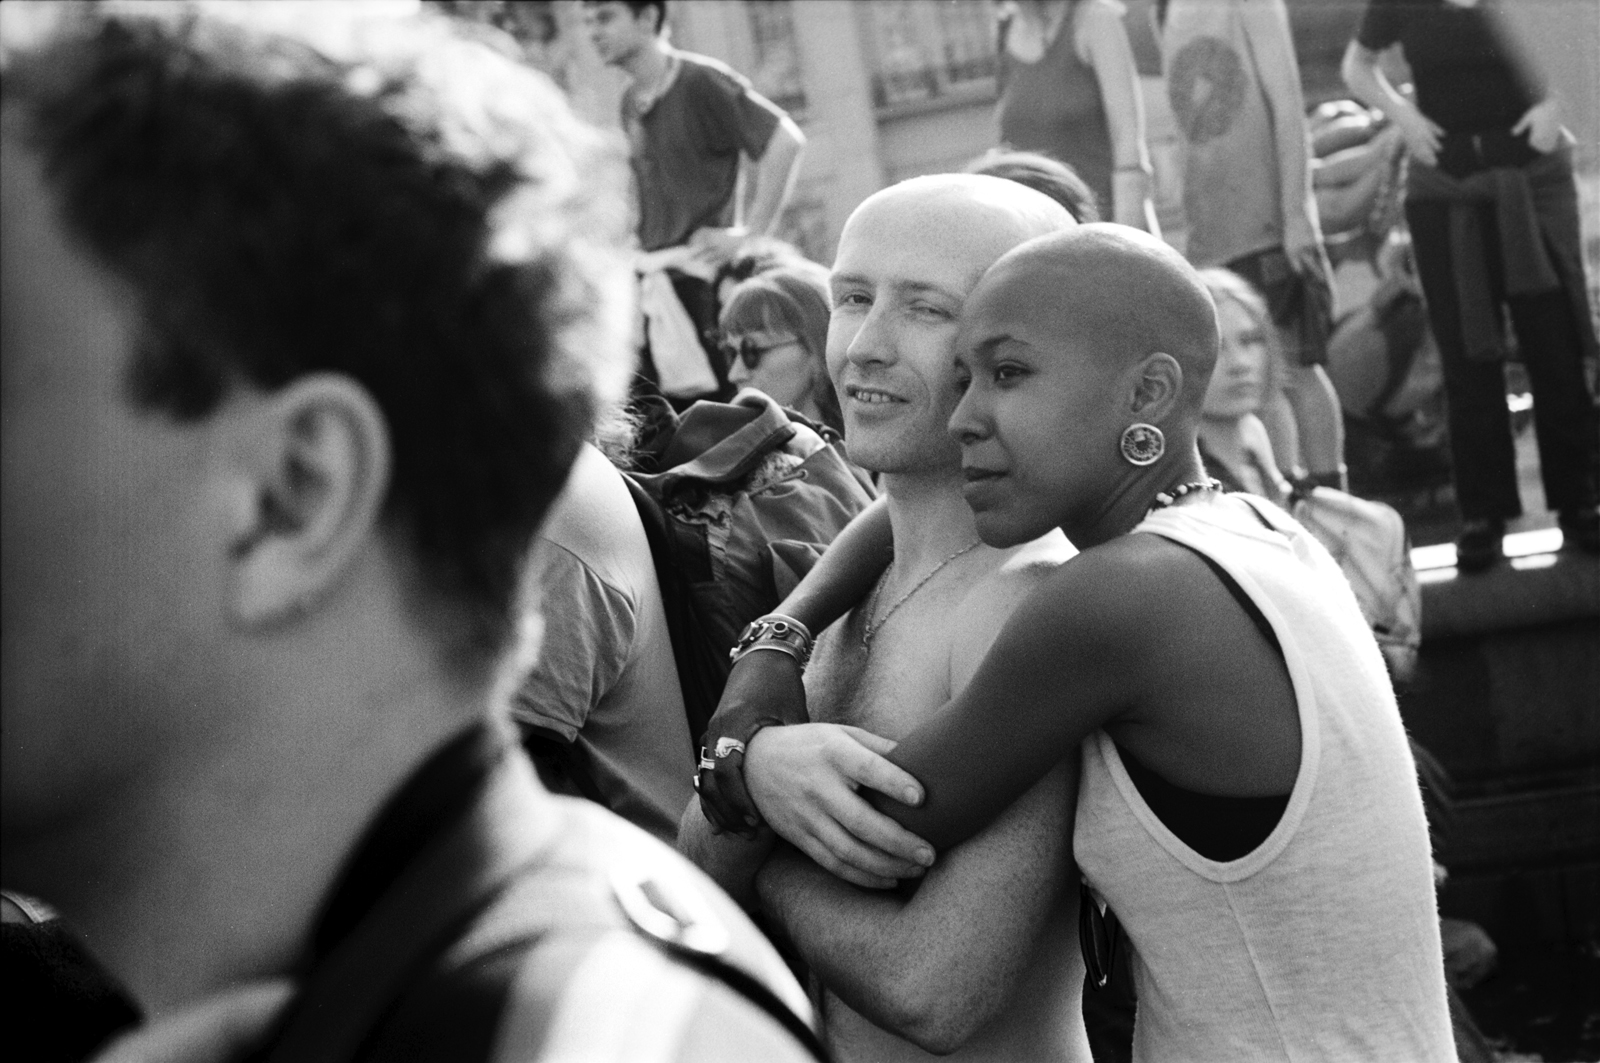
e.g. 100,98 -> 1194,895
874,534 -> 1184,848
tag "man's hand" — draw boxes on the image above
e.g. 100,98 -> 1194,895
745,723 -> 934,889
1283,227 -> 1331,280
91,982 -> 294,1063
1512,98 -> 1570,155
1392,102 -> 1443,167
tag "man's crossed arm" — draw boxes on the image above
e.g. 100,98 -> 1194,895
680,730 -> 1077,1054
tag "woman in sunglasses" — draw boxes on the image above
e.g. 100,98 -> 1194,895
718,264 -> 844,435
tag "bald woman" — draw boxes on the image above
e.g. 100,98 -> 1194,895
699,226 -> 1454,1061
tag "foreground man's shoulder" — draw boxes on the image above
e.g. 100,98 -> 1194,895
390,800 -> 821,1063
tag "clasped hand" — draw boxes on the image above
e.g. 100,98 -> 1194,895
746,723 -> 936,890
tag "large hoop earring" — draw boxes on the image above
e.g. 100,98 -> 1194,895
1120,423 -> 1165,466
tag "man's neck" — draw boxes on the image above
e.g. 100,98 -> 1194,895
880,467 -> 988,572
623,38 -> 672,93
10,621 -> 485,1017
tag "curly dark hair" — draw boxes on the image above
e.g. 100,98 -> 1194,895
1,5 -> 634,667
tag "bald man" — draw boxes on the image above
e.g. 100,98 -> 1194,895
679,175 -> 1092,1062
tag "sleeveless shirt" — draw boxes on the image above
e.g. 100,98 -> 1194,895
997,3 -> 1116,215
1074,498 -> 1453,1062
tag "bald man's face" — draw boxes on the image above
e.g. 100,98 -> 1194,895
827,191 -> 1044,476
950,260 -> 1130,546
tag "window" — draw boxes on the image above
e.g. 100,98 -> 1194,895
863,0 -> 999,111
747,0 -> 807,120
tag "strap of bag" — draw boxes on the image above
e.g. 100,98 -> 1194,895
258,751 -> 827,1063
255,756 -> 556,1063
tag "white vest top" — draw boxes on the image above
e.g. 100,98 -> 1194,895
1075,497 -> 1454,1062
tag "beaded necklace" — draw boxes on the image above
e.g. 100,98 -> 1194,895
1145,478 -> 1224,516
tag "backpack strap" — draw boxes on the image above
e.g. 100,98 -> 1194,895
256,756 -> 559,1063
256,756 -> 825,1062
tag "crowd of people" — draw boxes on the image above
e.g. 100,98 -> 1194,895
1,1 -> 1595,1062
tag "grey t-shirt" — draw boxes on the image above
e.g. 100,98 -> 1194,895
1163,0 -> 1286,266
513,445 -> 693,843
626,51 -> 783,252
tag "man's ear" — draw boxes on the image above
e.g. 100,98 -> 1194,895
1127,352 -> 1184,422
225,374 -> 392,630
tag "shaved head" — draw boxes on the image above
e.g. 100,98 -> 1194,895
826,172 -> 1074,477
839,173 -> 1075,269
949,225 -> 1223,546
980,224 -> 1219,410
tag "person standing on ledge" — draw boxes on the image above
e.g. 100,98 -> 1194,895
1342,0 -> 1599,571
584,1 -> 806,401
584,0 -> 804,256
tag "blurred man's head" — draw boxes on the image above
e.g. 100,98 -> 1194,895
0,4 -> 632,845
582,0 -> 666,66
826,174 -> 1073,477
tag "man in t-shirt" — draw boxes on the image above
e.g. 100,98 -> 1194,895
511,442 -> 695,845
584,1 -> 806,402
584,0 -> 805,254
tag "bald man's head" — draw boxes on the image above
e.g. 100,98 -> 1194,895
825,173 -> 1074,477
976,224 -> 1219,409
838,173 -> 1075,273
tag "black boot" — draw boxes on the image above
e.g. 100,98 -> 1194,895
1454,518 -> 1505,573
1559,507 -> 1600,553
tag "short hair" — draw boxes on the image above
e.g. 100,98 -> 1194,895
718,265 -> 842,433
964,148 -> 1100,224
712,234 -> 810,297
1196,267 -> 1284,410
1,5 -> 634,666
583,1 -> 668,35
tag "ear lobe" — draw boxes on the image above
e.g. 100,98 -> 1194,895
1128,352 -> 1184,421
228,374 -> 391,630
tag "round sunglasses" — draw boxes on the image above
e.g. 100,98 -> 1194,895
718,335 -> 803,371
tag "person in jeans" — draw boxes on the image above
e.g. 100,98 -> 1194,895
1343,0 -> 1599,570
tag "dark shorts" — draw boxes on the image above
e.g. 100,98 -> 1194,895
1227,246 -> 1333,367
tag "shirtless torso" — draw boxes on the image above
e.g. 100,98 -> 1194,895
789,531 -> 1090,1063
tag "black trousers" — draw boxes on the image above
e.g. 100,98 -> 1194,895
1404,199 -> 1598,520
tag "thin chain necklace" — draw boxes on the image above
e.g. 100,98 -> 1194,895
862,539 -> 983,647
1145,478 -> 1223,516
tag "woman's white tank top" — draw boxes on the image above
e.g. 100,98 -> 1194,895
1075,496 -> 1454,1062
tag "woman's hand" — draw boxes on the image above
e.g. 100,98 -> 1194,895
745,723 -> 934,889
1512,98 -> 1569,154
695,649 -> 810,837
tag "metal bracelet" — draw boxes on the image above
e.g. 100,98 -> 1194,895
728,613 -> 814,666
729,639 -> 806,669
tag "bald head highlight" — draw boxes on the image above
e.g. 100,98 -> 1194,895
841,172 -> 1074,252
985,224 -> 1219,407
